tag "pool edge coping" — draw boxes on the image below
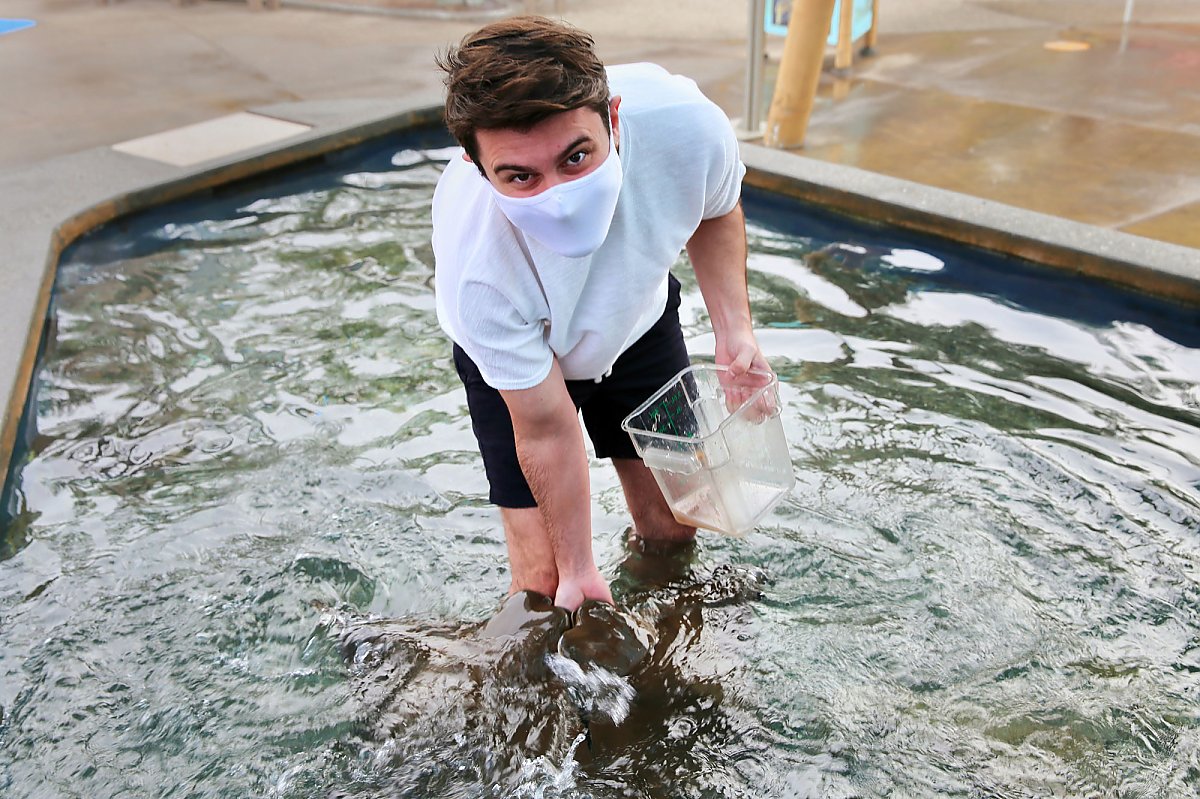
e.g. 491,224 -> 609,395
739,144 -> 1200,307
2,98 -> 1198,499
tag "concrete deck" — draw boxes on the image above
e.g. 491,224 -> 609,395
2,0 -> 1199,486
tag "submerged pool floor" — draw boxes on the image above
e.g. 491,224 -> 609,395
1,131 -> 1199,798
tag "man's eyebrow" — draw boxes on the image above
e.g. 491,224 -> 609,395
493,135 -> 594,175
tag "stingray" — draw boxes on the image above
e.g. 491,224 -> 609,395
323,541 -> 769,798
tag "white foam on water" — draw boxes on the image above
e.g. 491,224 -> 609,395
509,731 -> 589,799
880,248 -> 945,272
392,146 -> 461,166
546,653 -> 635,726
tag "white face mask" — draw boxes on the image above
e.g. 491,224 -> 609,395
487,125 -> 623,259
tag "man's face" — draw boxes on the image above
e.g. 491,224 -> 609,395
470,97 -> 621,198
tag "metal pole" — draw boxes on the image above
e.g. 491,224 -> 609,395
835,0 -> 855,70
864,0 -> 880,53
744,0 -> 768,134
1120,0 -> 1135,53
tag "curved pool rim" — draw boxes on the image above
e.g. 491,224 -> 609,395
2,96 -> 1199,494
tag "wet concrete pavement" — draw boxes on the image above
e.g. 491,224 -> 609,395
798,14 -> 1200,247
2,0 -> 1198,247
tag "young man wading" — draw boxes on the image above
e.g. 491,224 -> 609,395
433,16 -> 770,611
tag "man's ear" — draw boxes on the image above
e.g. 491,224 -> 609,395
462,152 -> 473,163
609,95 -> 623,150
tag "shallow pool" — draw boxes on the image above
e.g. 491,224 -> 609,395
2,130 -> 1199,798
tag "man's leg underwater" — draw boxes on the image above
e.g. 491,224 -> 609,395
612,457 -> 695,543
583,275 -> 694,545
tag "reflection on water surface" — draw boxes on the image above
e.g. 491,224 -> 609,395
2,132 -> 1199,798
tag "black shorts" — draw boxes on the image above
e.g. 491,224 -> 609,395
453,273 -> 690,508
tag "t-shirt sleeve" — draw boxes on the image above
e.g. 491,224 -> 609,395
699,102 -> 747,220
455,280 -> 554,391
433,156 -> 555,391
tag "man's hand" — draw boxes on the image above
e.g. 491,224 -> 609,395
715,327 -> 771,380
714,328 -> 774,416
554,566 -> 614,612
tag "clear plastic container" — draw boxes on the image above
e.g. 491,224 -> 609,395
621,364 -> 794,536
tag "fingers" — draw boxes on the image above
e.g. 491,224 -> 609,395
750,349 -> 773,375
554,584 -> 583,612
717,331 -> 768,380
726,345 -> 755,378
553,573 -> 614,612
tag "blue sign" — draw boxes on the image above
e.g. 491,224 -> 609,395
0,19 -> 37,36
765,0 -> 873,46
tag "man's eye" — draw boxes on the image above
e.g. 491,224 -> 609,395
565,151 -> 587,166
509,173 -> 533,184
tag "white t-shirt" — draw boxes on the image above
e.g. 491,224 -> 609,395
432,62 -> 746,391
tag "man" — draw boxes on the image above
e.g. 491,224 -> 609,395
432,16 -> 769,611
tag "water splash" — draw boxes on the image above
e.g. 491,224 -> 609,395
510,732 -> 590,799
546,653 -> 636,726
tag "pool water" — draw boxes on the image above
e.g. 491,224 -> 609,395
2,131 -> 1199,798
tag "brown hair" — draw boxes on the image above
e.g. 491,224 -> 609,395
436,16 -> 611,172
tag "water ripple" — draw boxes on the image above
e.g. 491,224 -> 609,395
2,140 -> 1198,798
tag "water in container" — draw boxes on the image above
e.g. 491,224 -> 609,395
621,364 -> 794,536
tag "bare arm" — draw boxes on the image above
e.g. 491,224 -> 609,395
686,202 -> 769,377
500,360 -> 612,610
